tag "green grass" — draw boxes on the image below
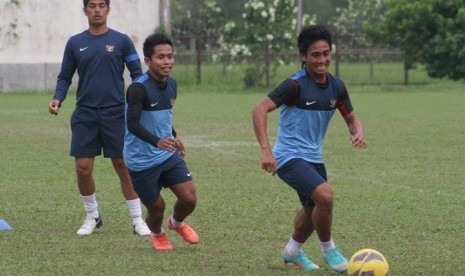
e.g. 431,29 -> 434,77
1,79 -> 464,275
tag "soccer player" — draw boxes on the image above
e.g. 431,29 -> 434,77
48,0 -> 150,236
124,33 -> 199,251
252,25 -> 368,272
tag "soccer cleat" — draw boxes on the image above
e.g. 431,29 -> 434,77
281,250 -> 320,271
77,217 -> 102,235
150,233 -> 173,251
323,247 -> 349,273
133,220 -> 151,236
166,217 -> 199,244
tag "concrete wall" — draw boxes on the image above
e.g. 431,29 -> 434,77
0,0 -> 159,92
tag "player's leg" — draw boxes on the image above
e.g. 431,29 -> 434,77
161,153 -> 199,244
101,105 -> 149,235
128,164 -> 173,250
146,195 -> 174,250
166,180 -> 199,244
111,158 -> 150,235
312,182 -> 348,273
277,158 -> 323,270
70,107 -> 102,235
74,157 -> 103,235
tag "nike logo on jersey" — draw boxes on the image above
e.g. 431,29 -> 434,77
306,100 -> 316,106
187,173 -> 191,177
151,102 -> 159,107
79,47 -> 88,52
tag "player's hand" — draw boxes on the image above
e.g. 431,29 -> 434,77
175,136 -> 186,158
49,100 -> 60,115
157,137 -> 177,152
351,133 -> 368,149
260,150 -> 277,176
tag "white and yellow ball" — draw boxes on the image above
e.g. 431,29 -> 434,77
348,248 -> 389,276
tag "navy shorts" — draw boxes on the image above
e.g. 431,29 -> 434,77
70,105 -> 125,158
277,158 -> 327,206
128,152 -> 193,206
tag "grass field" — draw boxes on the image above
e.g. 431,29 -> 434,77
0,78 -> 464,275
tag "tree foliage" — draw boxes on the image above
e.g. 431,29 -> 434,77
332,0 -> 386,49
171,0 -> 224,84
367,0 -> 465,80
221,0 -> 315,87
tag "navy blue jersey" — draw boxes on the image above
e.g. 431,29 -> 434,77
124,72 -> 177,171
268,69 -> 353,168
54,29 -> 142,108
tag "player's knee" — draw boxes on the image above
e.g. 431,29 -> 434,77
312,184 -> 334,208
182,194 -> 197,210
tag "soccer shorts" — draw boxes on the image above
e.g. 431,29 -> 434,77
70,105 -> 125,158
128,152 -> 193,206
277,158 -> 327,206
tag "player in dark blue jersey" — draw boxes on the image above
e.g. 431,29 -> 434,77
124,33 -> 199,251
48,0 -> 150,236
252,25 -> 368,272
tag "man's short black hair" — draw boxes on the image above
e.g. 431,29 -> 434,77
143,33 -> 173,58
83,0 -> 110,7
297,25 -> 332,54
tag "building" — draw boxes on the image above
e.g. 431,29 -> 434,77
0,0 -> 160,92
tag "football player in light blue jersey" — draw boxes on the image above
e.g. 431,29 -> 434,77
252,25 -> 367,272
124,33 -> 199,251
48,0 -> 150,237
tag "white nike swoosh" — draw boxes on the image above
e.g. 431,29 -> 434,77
306,101 -> 316,106
151,102 -> 158,107
80,47 -> 88,52
187,173 -> 191,177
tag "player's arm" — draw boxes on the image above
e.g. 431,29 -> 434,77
123,36 -> 143,81
126,84 -> 177,152
50,40 -> 76,115
337,83 -> 367,149
252,80 -> 298,175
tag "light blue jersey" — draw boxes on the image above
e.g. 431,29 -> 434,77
268,69 -> 353,168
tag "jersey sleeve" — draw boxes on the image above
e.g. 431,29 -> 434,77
267,79 -> 300,107
54,39 -> 77,104
126,83 -> 160,146
336,81 -> 354,116
122,35 -> 142,81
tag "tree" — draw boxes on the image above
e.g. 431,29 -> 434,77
171,0 -> 224,85
332,0 -> 386,49
0,0 -> 22,51
221,0 -> 315,87
366,0 -> 465,82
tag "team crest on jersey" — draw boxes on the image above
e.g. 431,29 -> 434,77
106,45 -> 115,52
330,98 -> 336,108
170,98 -> 175,106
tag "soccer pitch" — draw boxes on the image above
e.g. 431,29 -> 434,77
0,82 -> 464,275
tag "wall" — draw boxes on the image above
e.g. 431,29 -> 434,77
0,0 -> 159,92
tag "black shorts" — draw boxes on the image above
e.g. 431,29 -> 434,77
128,152 -> 193,206
277,158 -> 327,206
70,105 -> 125,158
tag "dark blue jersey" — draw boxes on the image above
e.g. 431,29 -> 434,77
54,29 -> 142,108
268,69 -> 353,167
124,72 -> 177,172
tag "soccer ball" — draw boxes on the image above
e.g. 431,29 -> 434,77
348,248 -> 389,276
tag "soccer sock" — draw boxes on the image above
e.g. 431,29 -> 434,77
319,238 -> 335,253
284,237 -> 304,256
80,194 -> 99,219
126,198 -> 144,224
170,215 -> 183,228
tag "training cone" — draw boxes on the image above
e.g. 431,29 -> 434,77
0,219 -> 13,231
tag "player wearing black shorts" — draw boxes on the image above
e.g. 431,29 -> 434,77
124,33 -> 199,251
48,0 -> 150,236
252,25 -> 368,272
